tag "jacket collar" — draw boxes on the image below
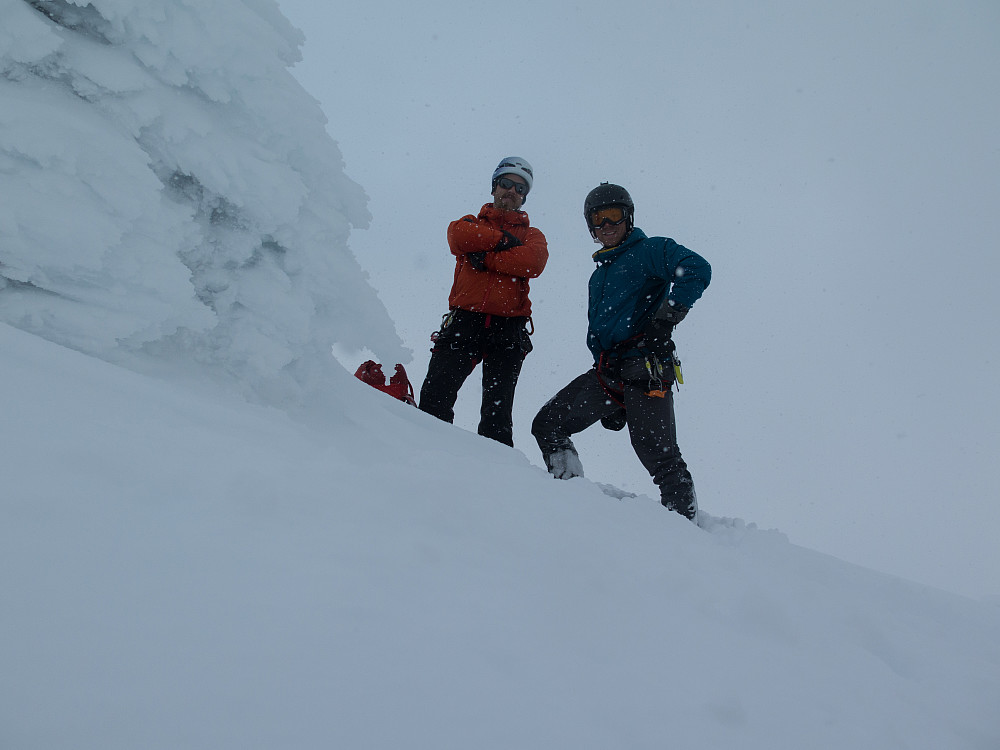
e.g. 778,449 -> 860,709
479,203 -> 529,226
592,227 -> 646,265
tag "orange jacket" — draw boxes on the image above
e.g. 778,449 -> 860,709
446,204 -> 548,318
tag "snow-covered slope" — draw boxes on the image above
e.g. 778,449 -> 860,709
3,322 -> 999,749
3,1 -> 999,746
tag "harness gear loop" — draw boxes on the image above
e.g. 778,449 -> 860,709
598,332 -> 685,398
644,356 -> 666,398
430,310 -> 456,344
672,352 -> 684,389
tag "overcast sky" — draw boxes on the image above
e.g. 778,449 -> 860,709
275,0 -> 1000,600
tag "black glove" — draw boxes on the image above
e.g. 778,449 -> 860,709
466,251 -> 487,270
642,318 -> 675,361
601,408 -> 627,432
494,230 -> 522,252
652,299 -> 688,325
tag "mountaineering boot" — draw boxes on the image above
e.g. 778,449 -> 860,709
544,447 -> 584,480
660,479 -> 697,520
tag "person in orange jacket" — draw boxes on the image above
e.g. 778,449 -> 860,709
417,157 -> 549,446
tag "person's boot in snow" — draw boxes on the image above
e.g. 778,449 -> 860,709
544,447 -> 584,480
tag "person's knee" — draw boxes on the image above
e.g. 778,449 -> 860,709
530,405 -> 553,440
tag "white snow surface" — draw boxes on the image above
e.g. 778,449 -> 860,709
4,321 -> 1000,750
3,1 -> 1000,747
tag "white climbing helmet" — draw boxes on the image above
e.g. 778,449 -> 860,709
491,156 -> 533,197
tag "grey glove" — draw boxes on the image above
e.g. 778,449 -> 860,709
466,251 -> 487,271
653,299 -> 688,325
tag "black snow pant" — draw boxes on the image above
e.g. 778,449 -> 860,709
531,362 -> 697,518
418,309 -> 532,447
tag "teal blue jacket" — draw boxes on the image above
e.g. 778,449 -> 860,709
587,228 -> 711,361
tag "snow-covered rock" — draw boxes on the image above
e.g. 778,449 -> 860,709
1,0 -> 406,408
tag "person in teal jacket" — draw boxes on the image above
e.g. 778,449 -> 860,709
532,183 -> 711,519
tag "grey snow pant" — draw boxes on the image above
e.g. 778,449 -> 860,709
531,366 -> 697,518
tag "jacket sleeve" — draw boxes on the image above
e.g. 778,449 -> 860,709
648,239 -> 711,310
485,227 -> 548,279
447,216 -> 505,255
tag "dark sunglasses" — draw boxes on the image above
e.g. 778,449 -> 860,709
588,206 -> 627,228
496,176 -> 529,196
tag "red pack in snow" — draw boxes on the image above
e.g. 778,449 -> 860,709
354,360 -> 416,405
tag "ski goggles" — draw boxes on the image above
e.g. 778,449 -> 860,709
588,205 -> 628,228
495,176 -> 529,195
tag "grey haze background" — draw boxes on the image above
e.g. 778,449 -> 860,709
277,0 -> 999,600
